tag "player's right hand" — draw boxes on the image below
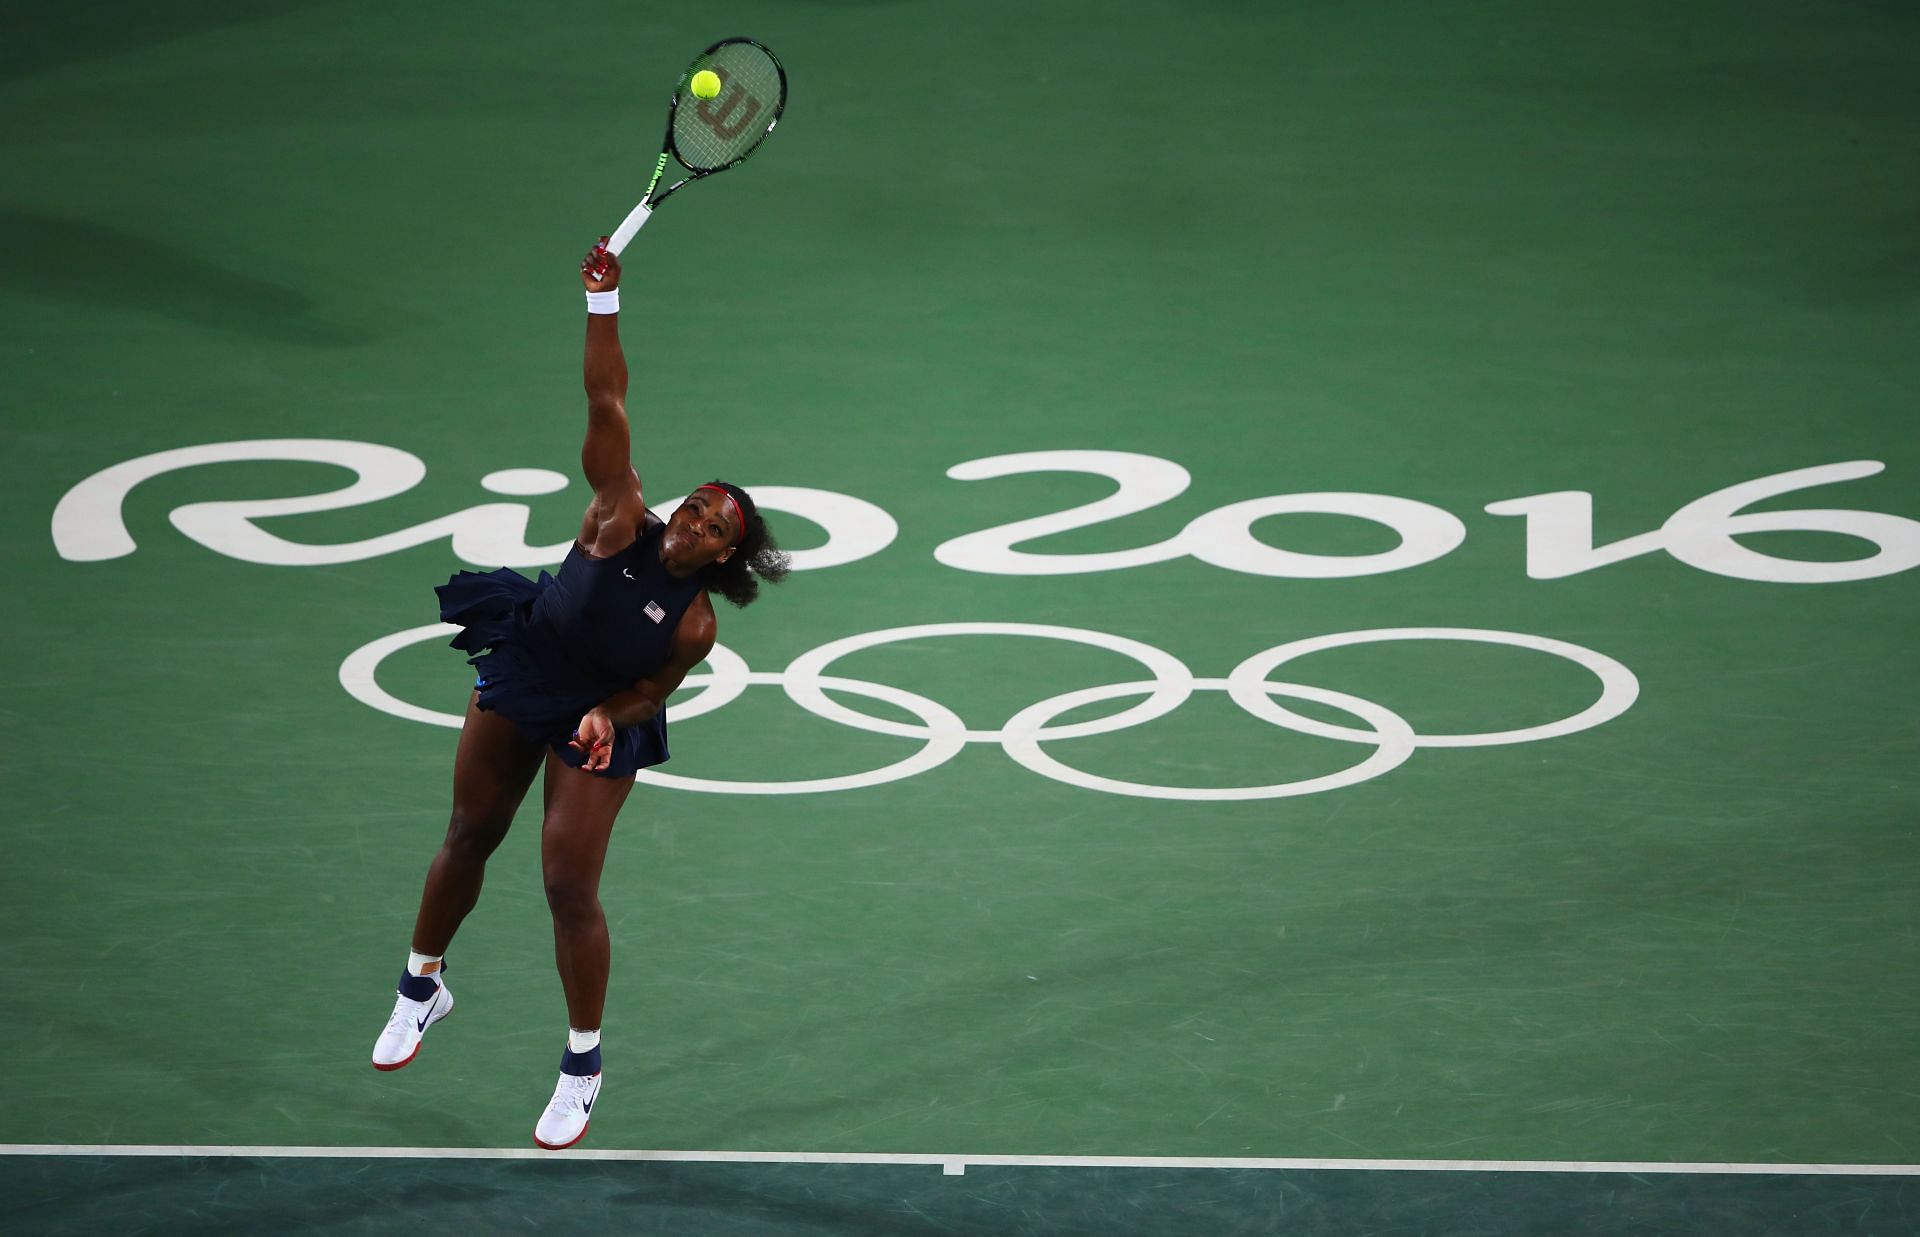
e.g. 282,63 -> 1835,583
569,707 -> 617,772
582,238 -> 621,292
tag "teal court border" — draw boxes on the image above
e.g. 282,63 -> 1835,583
6,1145 -> 1916,1235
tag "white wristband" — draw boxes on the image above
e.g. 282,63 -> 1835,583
586,289 -> 620,315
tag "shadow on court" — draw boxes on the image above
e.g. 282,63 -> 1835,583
0,0 -> 328,84
0,209 -> 371,347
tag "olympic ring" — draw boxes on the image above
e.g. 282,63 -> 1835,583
339,623 -> 468,729
1227,628 -> 1640,748
641,671 -> 967,795
656,641 -> 753,723
1002,679 -> 1418,801
782,622 -> 1194,741
339,621 -> 1639,800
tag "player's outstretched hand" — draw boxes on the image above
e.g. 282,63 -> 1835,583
569,708 -> 616,772
582,238 -> 621,292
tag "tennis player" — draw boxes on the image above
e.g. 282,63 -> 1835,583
370,239 -> 790,1150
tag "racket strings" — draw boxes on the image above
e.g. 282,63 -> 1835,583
675,43 -> 783,171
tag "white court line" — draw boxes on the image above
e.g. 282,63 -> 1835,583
1,1146 -> 1916,1178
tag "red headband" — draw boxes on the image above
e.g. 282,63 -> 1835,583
697,484 -> 747,547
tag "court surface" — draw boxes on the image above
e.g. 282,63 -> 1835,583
2,1 -> 1916,1233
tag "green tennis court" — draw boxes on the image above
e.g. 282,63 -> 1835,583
3,1 -> 1916,1232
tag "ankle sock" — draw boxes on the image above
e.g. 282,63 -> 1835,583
398,953 -> 443,1002
560,1043 -> 602,1077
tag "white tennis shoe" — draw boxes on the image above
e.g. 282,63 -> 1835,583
371,973 -> 453,1071
534,1066 -> 602,1150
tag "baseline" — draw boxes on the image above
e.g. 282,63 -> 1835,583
2,1145 -> 1914,1179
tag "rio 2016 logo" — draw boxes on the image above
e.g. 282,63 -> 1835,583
51,442 -> 1920,798
50,442 -> 1920,583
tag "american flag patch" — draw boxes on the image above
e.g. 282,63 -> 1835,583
644,600 -> 666,624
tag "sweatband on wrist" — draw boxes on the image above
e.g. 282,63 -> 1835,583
586,289 -> 620,315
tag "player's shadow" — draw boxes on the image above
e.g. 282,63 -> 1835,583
0,207 -> 372,347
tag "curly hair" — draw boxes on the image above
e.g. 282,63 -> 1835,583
701,480 -> 791,608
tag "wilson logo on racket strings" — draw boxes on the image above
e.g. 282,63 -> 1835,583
340,621 -> 1640,801
693,71 -> 760,140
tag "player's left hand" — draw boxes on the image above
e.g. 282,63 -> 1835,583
569,708 -> 616,772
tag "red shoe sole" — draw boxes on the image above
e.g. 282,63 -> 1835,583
534,1121 -> 589,1151
371,1043 -> 419,1071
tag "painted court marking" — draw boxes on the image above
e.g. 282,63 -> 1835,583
3,1146 -> 1915,1178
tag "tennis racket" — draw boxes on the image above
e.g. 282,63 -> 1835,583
603,37 -> 788,256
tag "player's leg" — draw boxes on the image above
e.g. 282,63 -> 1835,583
373,691 -> 544,1070
410,691 -> 547,953
531,751 -> 634,1148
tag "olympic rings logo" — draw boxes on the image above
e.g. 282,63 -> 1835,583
340,623 -> 1639,801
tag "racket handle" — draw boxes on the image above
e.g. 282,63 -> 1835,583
606,201 -> 653,256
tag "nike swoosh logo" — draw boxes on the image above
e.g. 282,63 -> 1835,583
583,1091 -> 596,1116
416,990 -> 439,1031
622,568 -> 635,580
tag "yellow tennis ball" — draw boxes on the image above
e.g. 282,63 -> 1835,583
690,70 -> 722,99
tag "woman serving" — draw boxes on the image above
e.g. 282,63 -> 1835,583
370,239 -> 789,1150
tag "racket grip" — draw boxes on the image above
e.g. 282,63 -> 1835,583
606,201 -> 653,256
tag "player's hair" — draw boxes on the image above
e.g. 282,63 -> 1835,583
702,480 -> 790,608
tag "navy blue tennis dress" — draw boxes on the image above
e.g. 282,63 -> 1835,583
434,513 -> 706,778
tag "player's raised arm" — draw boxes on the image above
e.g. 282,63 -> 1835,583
580,240 -> 637,503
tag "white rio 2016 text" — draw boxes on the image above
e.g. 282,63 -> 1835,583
51,441 -> 1920,584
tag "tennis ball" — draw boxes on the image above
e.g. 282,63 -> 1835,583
690,70 -> 722,99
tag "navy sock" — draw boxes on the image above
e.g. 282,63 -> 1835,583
560,1045 -> 602,1077
397,969 -> 440,1002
